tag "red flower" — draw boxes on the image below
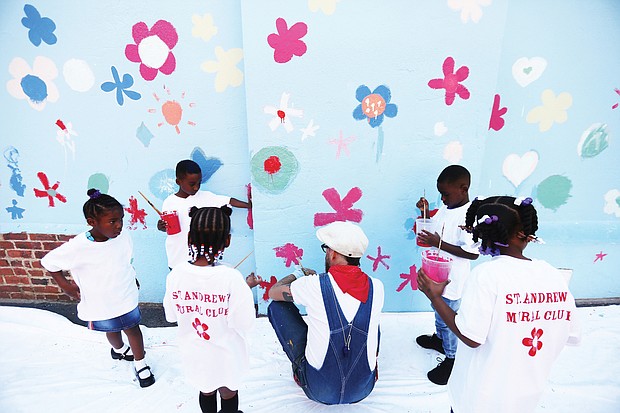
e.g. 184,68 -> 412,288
258,275 -> 278,301
33,172 -> 67,207
192,317 -> 210,341
124,196 -> 147,230
522,327 -> 544,356
428,56 -> 470,106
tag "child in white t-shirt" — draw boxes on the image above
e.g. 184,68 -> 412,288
417,196 -> 580,413
157,159 -> 251,269
163,206 -> 255,413
41,189 -> 154,388
415,165 -> 479,385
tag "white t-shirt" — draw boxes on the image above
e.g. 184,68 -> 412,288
163,262 -> 255,393
449,256 -> 581,413
41,230 -> 139,321
429,203 -> 478,300
162,191 -> 231,268
290,272 -> 384,370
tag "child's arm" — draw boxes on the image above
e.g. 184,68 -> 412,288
48,270 -> 81,300
417,231 -> 478,260
229,197 -> 251,209
245,272 -> 263,288
417,269 -> 480,348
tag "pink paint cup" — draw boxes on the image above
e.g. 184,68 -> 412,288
421,249 -> 452,283
161,211 -> 181,235
415,218 -> 433,247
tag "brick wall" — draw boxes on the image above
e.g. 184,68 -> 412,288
0,232 -> 76,301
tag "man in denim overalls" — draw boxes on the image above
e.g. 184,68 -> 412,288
268,222 -> 385,404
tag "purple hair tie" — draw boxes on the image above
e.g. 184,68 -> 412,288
89,190 -> 101,199
515,197 -> 533,206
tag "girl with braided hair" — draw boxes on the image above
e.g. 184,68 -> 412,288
417,196 -> 580,413
41,189 -> 154,387
163,206 -> 255,413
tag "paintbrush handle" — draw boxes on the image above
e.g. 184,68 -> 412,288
234,250 -> 254,269
138,191 -> 163,216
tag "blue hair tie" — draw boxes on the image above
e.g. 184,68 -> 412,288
89,190 -> 101,199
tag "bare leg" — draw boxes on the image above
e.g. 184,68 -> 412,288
106,331 -> 124,349
123,325 -> 145,360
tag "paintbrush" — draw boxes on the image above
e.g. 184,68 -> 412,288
234,250 -> 254,269
138,191 -> 163,216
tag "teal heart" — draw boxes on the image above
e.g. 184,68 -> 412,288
523,67 -> 533,75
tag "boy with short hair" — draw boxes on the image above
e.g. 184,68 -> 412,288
157,159 -> 251,269
415,164 -> 479,385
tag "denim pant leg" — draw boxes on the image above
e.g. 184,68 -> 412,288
432,297 -> 461,358
267,301 -> 308,367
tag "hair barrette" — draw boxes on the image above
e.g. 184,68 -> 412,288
494,241 -> 509,247
479,245 -> 501,257
476,214 -> 499,225
514,197 -> 533,206
89,190 -> 101,199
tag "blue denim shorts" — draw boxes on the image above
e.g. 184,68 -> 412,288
88,306 -> 141,332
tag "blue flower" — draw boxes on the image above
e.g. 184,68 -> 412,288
21,4 -> 57,46
101,66 -> 141,106
352,85 -> 398,128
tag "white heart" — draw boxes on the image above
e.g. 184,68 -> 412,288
434,121 -> 448,137
502,151 -> 539,188
512,57 -> 547,87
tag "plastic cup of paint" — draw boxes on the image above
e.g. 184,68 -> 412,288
421,249 -> 452,283
161,211 -> 181,235
415,218 -> 434,247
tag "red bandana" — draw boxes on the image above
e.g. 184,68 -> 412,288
329,265 -> 370,303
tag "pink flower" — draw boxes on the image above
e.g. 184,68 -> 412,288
267,18 -> 308,63
192,317 -> 210,341
522,327 -> 544,356
428,56 -> 470,106
125,20 -> 178,81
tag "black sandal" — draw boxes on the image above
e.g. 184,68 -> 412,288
110,347 -> 134,361
135,366 -> 155,388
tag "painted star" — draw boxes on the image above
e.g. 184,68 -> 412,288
594,251 -> 607,262
329,130 -> 355,159
300,119 -> 319,141
397,264 -> 418,292
366,246 -> 390,272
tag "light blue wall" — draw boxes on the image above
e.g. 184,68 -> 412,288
1,1 -> 618,313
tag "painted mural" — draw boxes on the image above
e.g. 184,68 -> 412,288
1,1 -> 618,313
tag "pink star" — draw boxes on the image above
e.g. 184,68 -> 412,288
594,251 -> 607,262
396,264 -> 418,292
329,130 -> 356,159
428,56 -> 470,106
366,246 -> 390,272
314,187 -> 363,227
274,243 -> 304,267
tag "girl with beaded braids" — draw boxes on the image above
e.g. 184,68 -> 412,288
164,206 -> 256,413
417,196 -> 580,413
41,189 -> 154,388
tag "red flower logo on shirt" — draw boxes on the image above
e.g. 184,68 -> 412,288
192,317 -> 210,341
522,327 -> 544,356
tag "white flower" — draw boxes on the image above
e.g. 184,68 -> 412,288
448,0 -> 492,24
6,56 -> 59,111
264,92 -> 303,133
604,189 -> 620,218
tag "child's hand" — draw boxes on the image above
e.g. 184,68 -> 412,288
416,197 -> 429,212
246,272 -> 262,288
417,230 -> 440,248
416,267 -> 449,300
157,219 -> 167,232
64,282 -> 81,300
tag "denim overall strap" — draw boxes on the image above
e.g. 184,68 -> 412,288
304,272 -> 375,404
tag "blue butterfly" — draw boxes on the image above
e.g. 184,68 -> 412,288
22,4 -> 57,46
191,147 -> 222,184
101,66 -> 141,106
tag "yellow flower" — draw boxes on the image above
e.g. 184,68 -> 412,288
201,47 -> 243,93
526,89 -> 573,132
192,14 -> 217,42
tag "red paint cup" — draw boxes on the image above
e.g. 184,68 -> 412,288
415,218 -> 433,247
161,211 -> 181,235
421,249 -> 452,283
